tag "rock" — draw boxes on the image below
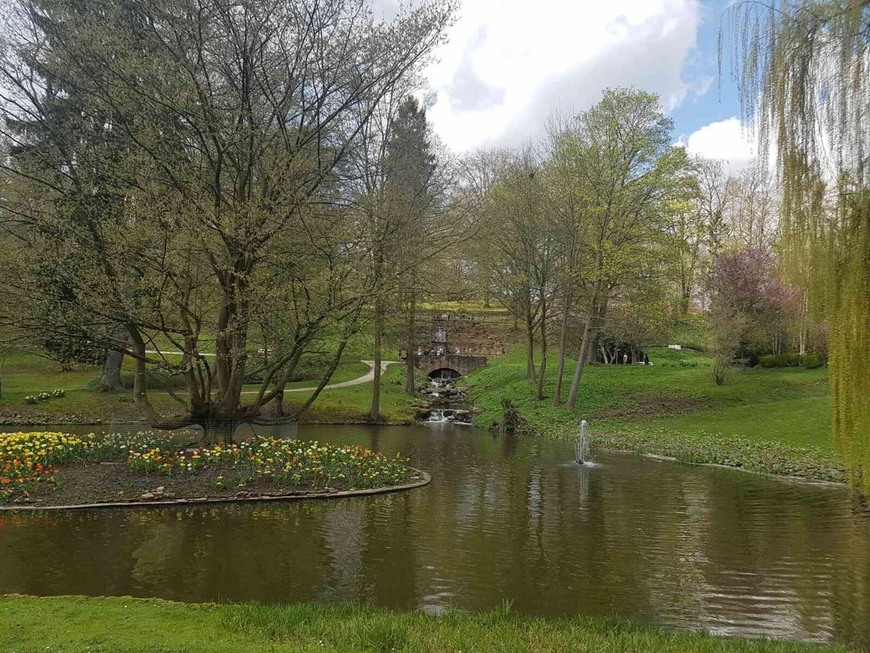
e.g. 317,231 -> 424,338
154,486 -> 165,494
140,492 -> 155,499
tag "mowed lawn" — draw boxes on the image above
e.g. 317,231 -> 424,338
0,595 -> 846,653
468,347 -> 834,457
0,350 -> 416,424
649,394 -> 833,452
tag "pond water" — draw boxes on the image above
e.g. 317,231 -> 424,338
1,423 -> 869,647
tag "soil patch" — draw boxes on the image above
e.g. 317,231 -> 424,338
592,393 -> 712,420
1,462 -> 429,509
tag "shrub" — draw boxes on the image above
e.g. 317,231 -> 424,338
41,335 -> 106,369
801,353 -> 826,369
758,353 -> 826,369
24,395 -> 37,404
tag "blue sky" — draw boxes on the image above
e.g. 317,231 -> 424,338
669,0 -> 741,137
402,0 -> 759,168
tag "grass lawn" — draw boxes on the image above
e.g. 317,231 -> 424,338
467,347 -> 841,482
0,350 -> 179,421
0,350 -> 417,425
281,362 -> 420,424
650,395 -> 833,451
0,595 -> 845,653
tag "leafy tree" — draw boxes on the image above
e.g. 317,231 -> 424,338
707,247 -> 797,381
0,0 -> 454,435
554,88 -> 689,409
727,0 -> 870,490
474,148 -> 556,394
666,156 -> 730,314
385,97 -> 440,397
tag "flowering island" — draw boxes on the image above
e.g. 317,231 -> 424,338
0,431 -> 426,508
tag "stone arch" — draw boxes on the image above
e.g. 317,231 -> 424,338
427,367 -> 462,380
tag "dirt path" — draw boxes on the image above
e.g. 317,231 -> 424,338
268,360 -> 399,394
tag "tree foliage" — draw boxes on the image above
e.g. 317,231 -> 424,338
725,0 -> 870,491
0,0 -> 454,432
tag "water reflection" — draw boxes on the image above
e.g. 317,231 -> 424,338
0,423 -> 868,648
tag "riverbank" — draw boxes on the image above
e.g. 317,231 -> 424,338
0,431 -> 421,508
0,595 -> 846,652
467,348 -> 844,484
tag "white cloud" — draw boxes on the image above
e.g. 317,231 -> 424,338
681,117 -> 757,170
422,0 -> 707,152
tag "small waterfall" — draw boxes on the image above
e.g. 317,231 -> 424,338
423,408 -> 472,425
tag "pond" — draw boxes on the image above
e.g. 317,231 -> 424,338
1,423 -> 869,648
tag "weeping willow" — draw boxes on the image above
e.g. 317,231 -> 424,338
724,1 -> 870,492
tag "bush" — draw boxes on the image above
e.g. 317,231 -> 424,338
758,353 -> 826,369
41,336 -> 106,369
801,353 -> 826,369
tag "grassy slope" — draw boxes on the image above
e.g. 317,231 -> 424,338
468,347 -> 840,481
0,596 -> 843,653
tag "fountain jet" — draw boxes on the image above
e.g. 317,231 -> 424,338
575,419 -> 591,465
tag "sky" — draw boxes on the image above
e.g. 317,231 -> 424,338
376,0 -> 760,170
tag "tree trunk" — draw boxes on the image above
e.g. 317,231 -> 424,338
565,315 -> 594,410
370,290 -> 384,421
680,283 -> 691,315
536,296 -> 548,401
404,275 -> 417,395
99,325 -> 128,392
798,295 -> 808,355
213,269 -> 251,418
295,337 -> 351,417
128,325 -> 159,422
553,285 -> 572,406
525,291 -> 537,383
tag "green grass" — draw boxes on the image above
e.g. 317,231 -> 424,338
651,395 -> 833,451
467,347 -> 840,482
0,350 -> 179,421
0,351 -> 417,425
0,595 -> 844,653
282,362 -> 418,424
418,299 -> 511,313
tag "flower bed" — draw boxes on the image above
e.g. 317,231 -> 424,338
0,431 -> 422,507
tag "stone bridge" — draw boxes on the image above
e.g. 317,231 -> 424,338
415,353 -> 488,378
